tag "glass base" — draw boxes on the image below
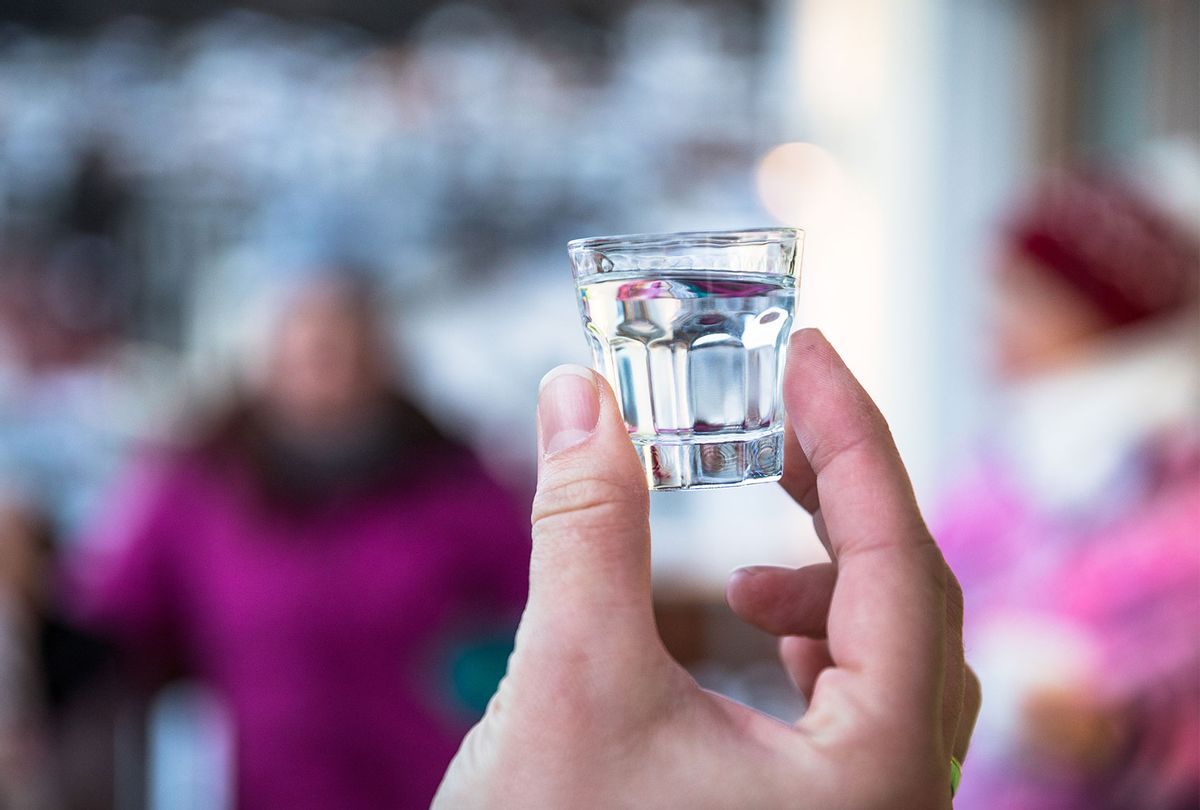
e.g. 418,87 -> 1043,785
634,429 -> 785,491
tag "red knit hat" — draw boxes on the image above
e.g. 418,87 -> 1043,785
1007,168 -> 1200,328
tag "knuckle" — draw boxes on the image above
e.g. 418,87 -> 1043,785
927,532 -> 966,629
964,666 -> 982,713
531,473 -> 645,535
936,547 -> 964,604
915,535 -> 950,588
944,565 -> 965,618
945,563 -> 963,603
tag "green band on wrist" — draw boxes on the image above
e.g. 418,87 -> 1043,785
950,757 -> 963,799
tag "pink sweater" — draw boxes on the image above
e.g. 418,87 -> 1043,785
937,445 -> 1199,809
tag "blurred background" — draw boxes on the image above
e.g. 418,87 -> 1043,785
0,0 -> 1196,808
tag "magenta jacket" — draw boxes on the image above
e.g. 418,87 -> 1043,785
70,439 -> 530,809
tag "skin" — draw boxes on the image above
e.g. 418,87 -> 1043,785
992,253 -> 1109,379
435,329 -> 981,809
259,281 -> 390,437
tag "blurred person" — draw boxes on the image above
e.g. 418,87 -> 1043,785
0,147 -> 131,376
0,148 -> 156,538
938,164 -> 1200,809
68,268 -> 530,809
0,236 -> 140,539
0,492 -> 118,810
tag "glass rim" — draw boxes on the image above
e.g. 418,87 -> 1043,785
567,227 -> 802,254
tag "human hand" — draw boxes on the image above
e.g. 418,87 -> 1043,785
434,329 -> 980,809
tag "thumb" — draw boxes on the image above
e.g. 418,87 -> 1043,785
525,364 -> 656,649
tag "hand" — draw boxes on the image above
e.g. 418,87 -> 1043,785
434,329 -> 981,809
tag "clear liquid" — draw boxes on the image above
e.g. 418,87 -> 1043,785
577,271 -> 795,488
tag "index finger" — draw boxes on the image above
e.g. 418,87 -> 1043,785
780,330 -> 947,738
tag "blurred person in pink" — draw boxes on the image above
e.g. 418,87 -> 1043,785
68,268 -> 530,809
938,160 -> 1200,809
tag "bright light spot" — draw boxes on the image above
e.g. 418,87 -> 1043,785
755,141 -> 846,227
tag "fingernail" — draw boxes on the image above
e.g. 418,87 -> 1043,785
538,365 -> 600,457
731,565 -> 787,579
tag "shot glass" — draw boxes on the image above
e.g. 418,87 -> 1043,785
568,228 -> 802,490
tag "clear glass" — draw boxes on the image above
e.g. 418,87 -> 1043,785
568,228 -> 802,490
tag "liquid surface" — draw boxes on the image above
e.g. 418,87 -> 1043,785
577,271 -> 795,446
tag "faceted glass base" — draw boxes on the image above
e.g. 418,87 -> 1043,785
633,428 -> 785,491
